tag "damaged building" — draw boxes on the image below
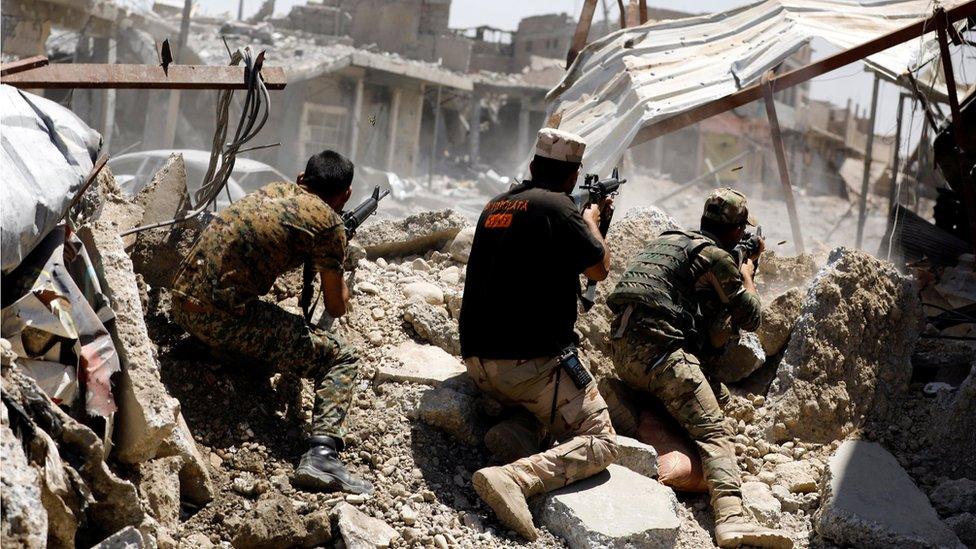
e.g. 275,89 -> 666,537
1,0 -> 975,548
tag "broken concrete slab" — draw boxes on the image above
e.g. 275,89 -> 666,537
448,226 -> 476,263
1,422 -> 47,548
403,302 -> 460,355
709,331 -> 766,384
416,386 -> 482,445
333,501 -> 399,549
77,222 -> 180,464
157,413 -> 214,505
766,248 -> 923,443
376,341 -> 465,386
756,287 -> 803,356
94,166 -> 146,247
132,153 -> 190,227
773,460 -> 819,494
90,525 -> 145,548
926,369 -> 976,479
614,435 -> 658,478
815,440 -> 962,548
742,481 -> 783,528
137,456 -> 182,529
538,464 -> 679,548
356,210 -> 467,259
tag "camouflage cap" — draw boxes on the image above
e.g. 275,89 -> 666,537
535,128 -> 585,163
702,187 -> 757,226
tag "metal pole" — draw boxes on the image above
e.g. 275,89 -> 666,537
638,0 -> 648,23
428,85 -> 442,186
162,0 -> 193,149
100,38 -> 117,153
386,88 -> 401,171
468,92 -> 481,165
935,6 -> 976,252
888,94 -> 907,216
616,0 -> 627,28
349,77 -> 364,162
566,0 -> 598,67
856,73 -> 880,249
761,71 -> 805,254
238,0 -> 244,20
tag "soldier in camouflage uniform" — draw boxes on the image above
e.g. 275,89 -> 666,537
171,150 -> 372,494
607,189 -> 792,549
459,129 -> 618,540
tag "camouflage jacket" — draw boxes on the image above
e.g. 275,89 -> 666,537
173,181 -> 346,313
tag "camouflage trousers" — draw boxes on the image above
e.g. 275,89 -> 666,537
172,296 -> 359,444
464,355 -> 618,494
610,328 -> 743,522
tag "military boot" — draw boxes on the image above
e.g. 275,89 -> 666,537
472,465 -> 541,541
293,436 -> 373,494
714,515 -> 794,549
484,417 -> 542,463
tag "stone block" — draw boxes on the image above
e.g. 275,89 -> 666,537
538,464 -> 679,548
157,413 -> 214,505
376,341 -> 465,386
333,501 -> 399,549
416,386 -> 482,445
91,526 -> 145,548
815,440 -> 962,548
1,422 -> 47,548
742,481 -> 782,527
137,456 -> 182,529
356,210 -> 467,259
78,222 -> 180,464
402,281 -> 445,305
403,302 -> 459,355
614,435 -> 658,478
930,478 -> 976,517
756,287 -> 803,356
773,460 -> 819,494
448,226 -> 476,263
709,331 -> 766,384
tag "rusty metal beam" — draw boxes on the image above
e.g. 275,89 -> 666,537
0,63 -> 287,90
567,0 -> 599,68
935,6 -> 976,253
761,71 -> 805,254
0,56 -> 50,77
617,0 -> 627,29
639,0 -> 648,24
633,1 -> 976,145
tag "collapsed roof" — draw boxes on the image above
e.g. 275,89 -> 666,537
546,0 -> 973,175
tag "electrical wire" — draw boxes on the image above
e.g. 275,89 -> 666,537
121,46 -> 271,236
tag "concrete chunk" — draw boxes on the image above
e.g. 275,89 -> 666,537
416,386 -> 482,445
137,457 -> 182,529
614,435 -> 658,478
376,341 -> 465,386
403,302 -> 459,355
157,413 -> 214,505
78,222 -> 179,464
709,331 -> 766,384
539,464 -> 679,549
756,287 -> 803,356
1,422 -> 47,548
742,481 -> 782,527
91,526 -> 145,548
815,440 -> 962,548
333,502 -> 399,549
356,210 -> 467,259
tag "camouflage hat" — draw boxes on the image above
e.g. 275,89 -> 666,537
702,187 -> 757,226
535,128 -> 585,163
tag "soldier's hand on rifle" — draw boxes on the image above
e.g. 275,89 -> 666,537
582,203 -> 601,230
740,258 -> 756,280
753,234 -> 766,260
600,196 -> 615,218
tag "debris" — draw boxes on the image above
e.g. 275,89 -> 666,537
756,287 -> 804,356
333,501 -> 399,549
742,481 -> 783,527
708,331 -> 766,383
402,281 -> 445,305
614,435 -> 659,478
0,422 -> 47,548
90,526 -> 145,548
755,251 -> 819,297
773,461 -> 819,494
156,413 -> 214,505
137,457 -> 182,529
416,385 -> 482,445
448,226 -> 477,263
765,248 -> 923,443
356,210 -> 467,259
929,478 -> 976,517
539,464 -> 680,548
925,368 -> 976,478
77,222 -> 180,464
376,341 -> 465,386
815,440 -> 961,548
232,496 -> 331,548
402,301 -> 460,355
945,513 -> 976,547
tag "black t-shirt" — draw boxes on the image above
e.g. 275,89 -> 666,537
459,182 -> 605,359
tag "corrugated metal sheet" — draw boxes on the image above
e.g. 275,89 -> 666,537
546,0 -> 971,175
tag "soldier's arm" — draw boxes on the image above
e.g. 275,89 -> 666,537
704,248 -> 762,332
320,270 -> 350,317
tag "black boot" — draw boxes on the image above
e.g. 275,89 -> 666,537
293,436 -> 373,494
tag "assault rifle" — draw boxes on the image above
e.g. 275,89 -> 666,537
732,226 -> 764,273
300,186 -> 390,321
572,168 -> 627,311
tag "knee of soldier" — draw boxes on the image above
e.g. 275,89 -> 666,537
689,416 -> 732,444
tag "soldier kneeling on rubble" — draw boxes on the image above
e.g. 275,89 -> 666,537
458,128 -> 619,540
170,150 -> 372,495
605,188 -> 792,548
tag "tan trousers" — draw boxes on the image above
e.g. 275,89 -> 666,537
465,355 -> 618,494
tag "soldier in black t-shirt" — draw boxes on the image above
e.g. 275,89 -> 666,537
459,128 -> 618,540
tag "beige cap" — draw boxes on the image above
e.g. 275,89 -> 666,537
535,128 -> 586,163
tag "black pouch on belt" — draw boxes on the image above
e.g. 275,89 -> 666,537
557,347 -> 592,390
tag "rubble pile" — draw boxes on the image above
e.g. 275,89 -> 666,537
3,155 -> 973,549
